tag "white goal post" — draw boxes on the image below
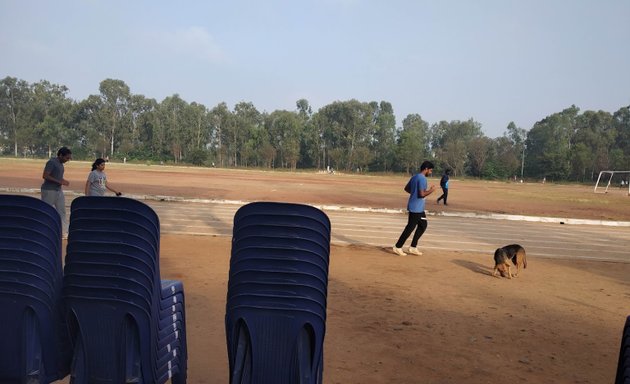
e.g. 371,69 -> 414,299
594,171 -> 630,195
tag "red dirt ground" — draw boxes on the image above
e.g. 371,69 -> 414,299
1,158 -> 629,383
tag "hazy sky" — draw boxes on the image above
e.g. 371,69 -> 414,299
1,0 -> 629,138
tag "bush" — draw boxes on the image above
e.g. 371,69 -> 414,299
186,149 -> 208,166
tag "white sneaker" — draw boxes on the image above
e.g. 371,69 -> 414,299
408,247 -> 423,256
392,246 -> 407,256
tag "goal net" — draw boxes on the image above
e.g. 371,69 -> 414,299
594,171 -> 630,195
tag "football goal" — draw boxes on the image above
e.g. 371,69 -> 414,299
594,171 -> 630,195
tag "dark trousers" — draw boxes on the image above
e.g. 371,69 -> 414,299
395,212 -> 428,248
437,188 -> 448,204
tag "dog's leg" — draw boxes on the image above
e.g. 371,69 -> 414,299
492,266 -> 499,278
506,264 -> 512,279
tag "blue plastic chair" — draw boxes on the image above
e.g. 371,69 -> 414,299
67,242 -> 157,277
616,315 -> 630,384
225,306 -> 325,384
64,196 -> 187,384
0,291 -> 71,383
230,254 -> 328,282
233,202 -> 331,232
0,239 -> 60,277
226,202 -> 330,384
0,194 -> 71,383
68,228 -> 158,258
227,292 -> 327,317
0,195 -> 63,239
0,271 -> 55,301
233,223 -> 330,249
232,237 -> 329,263
229,269 -> 327,295
70,217 -> 159,249
0,250 -> 59,288
0,220 -> 61,253
0,226 -> 58,258
70,197 -> 160,228
70,208 -> 159,237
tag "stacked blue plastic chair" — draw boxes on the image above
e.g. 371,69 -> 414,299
226,202 -> 331,384
0,194 -> 71,383
63,196 -> 187,383
617,315 -> 630,384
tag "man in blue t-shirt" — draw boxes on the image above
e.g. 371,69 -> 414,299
393,160 -> 436,256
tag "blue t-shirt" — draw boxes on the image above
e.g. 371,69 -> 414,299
406,173 -> 428,213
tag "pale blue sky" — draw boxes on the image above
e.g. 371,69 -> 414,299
1,0 -> 629,138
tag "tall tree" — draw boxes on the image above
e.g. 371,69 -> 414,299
504,121 -> 527,179
372,101 -> 397,172
208,102 -> 232,167
572,110 -> 615,180
431,119 -> 483,176
487,136 -> 521,179
126,95 -> 158,157
612,106 -> 630,170
268,110 -> 302,170
31,80 -> 73,157
0,77 -> 32,156
158,94 -> 188,162
75,94 -> 108,157
525,105 -> 579,180
316,100 -> 375,171
232,102 -> 261,167
467,136 -> 493,177
99,79 -> 131,157
187,102 -> 210,150
305,112 -> 327,169
296,98 -> 312,118
396,114 -> 430,173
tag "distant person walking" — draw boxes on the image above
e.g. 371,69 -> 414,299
85,158 -> 122,197
437,169 -> 450,205
41,147 -> 72,233
393,161 -> 436,256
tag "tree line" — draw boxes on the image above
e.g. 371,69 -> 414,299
1,76 -> 628,182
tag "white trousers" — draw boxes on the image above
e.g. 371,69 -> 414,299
41,189 -> 68,234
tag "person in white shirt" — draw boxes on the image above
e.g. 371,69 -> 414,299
85,158 -> 122,196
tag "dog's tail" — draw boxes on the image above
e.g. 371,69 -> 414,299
522,249 -> 527,269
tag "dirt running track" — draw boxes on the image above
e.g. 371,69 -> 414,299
1,158 -> 629,383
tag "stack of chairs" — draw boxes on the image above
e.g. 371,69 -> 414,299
63,196 -> 187,383
617,315 -> 630,384
225,202 -> 331,384
0,194 -> 71,383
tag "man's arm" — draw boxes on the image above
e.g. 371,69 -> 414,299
419,184 -> 435,198
42,170 -> 69,186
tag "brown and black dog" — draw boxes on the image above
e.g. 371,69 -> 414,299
492,244 -> 527,278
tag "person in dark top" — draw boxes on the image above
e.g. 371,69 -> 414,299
437,169 -> 450,205
41,147 -> 72,234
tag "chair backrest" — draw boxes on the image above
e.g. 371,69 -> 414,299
234,201 -> 331,232
617,315 -> 630,384
0,194 -> 70,383
63,196 -> 187,384
226,202 -> 331,384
